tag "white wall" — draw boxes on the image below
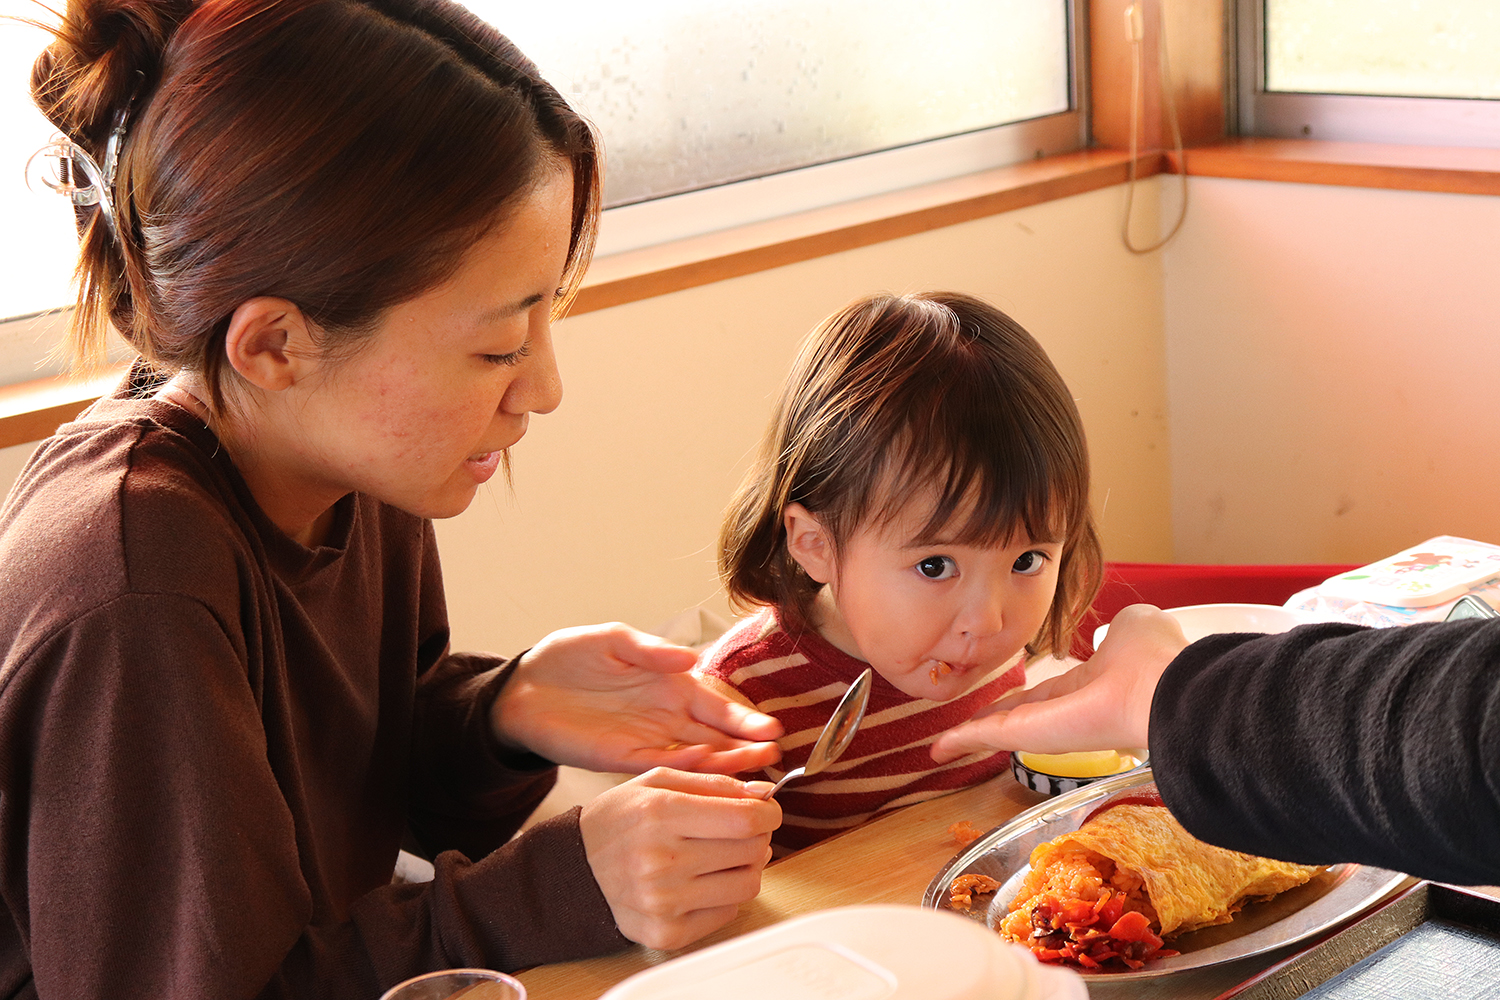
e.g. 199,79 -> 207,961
0,181 -> 1175,658
1163,176 -> 1500,565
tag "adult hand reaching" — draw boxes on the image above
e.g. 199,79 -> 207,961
491,622 -> 784,775
580,768 -> 781,951
931,604 -> 1188,763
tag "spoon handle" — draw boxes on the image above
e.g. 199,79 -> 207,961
762,766 -> 805,800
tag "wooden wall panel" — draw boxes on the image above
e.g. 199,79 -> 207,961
1091,0 -> 1229,151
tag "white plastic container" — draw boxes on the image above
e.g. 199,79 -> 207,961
1093,602 -> 1313,648
597,904 -> 1088,1000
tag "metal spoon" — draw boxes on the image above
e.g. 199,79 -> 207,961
762,667 -> 873,799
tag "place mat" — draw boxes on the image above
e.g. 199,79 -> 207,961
1216,883 -> 1500,1000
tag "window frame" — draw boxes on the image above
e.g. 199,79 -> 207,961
1236,0 -> 1500,147
598,104 -> 1088,257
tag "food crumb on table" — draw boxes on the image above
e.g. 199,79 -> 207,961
949,819 -> 983,847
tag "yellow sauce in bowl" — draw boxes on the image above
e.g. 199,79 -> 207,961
1015,749 -> 1140,778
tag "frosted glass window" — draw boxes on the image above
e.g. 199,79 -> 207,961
1265,0 -> 1500,100
478,0 -> 1072,207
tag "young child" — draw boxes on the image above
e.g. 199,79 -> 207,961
698,291 -> 1102,851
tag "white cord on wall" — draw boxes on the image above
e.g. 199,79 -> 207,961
1121,1 -> 1189,254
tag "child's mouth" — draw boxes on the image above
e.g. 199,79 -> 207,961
927,659 -> 976,685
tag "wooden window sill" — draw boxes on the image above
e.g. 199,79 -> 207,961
1170,138 -> 1500,197
6,137 -> 1495,451
571,147 -> 1162,315
0,368 -> 127,451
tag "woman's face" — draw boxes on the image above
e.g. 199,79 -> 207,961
288,167 -> 573,521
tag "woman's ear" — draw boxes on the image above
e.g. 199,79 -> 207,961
223,297 -> 316,392
784,503 -> 835,584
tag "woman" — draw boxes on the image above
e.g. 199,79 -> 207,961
0,0 -> 783,995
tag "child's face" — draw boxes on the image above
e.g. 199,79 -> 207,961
786,498 -> 1063,701
267,167 -> 572,522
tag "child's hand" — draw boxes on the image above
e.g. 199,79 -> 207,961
930,605 -> 1187,763
579,769 -> 781,950
490,623 -> 784,775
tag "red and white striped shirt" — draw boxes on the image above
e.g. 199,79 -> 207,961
694,606 -> 1028,852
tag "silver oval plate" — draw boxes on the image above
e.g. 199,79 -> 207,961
922,769 -> 1408,981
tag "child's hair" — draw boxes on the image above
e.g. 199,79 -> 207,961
28,0 -> 600,407
720,291 -> 1102,657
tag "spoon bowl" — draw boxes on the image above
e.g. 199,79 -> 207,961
762,667 -> 873,799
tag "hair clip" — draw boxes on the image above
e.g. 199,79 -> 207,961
25,134 -> 118,241
101,103 -> 130,196
24,72 -> 141,243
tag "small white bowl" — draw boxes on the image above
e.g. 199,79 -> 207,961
1011,748 -> 1149,797
1093,602 -> 1315,649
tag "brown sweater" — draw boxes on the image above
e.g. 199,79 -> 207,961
0,383 -> 628,999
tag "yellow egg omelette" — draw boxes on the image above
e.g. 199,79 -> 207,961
1028,803 -> 1322,936
993,787 -> 1323,970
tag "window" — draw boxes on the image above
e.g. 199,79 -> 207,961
1,0 -> 1082,363
1,5 -> 81,383
484,1 -> 1082,253
1237,0 -> 1500,146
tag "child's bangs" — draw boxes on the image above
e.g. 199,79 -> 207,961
872,423 -> 1083,551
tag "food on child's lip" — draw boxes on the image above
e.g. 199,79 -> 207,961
928,660 -> 953,684
1016,749 -> 1140,779
949,819 -> 983,847
948,873 -> 1000,909
991,782 -> 1321,971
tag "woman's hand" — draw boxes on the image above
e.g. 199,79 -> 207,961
931,604 -> 1188,763
580,769 -> 781,950
491,623 -> 783,775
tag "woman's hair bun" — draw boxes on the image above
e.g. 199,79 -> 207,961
30,0 -> 192,145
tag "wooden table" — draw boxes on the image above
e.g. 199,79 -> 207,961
518,774 -> 1387,1000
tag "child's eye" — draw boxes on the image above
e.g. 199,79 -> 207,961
916,556 -> 957,580
1013,550 -> 1051,576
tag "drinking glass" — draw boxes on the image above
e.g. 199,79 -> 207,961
378,968 -> 525,1000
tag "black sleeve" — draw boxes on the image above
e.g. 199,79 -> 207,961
1149,619 -> 1500,885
